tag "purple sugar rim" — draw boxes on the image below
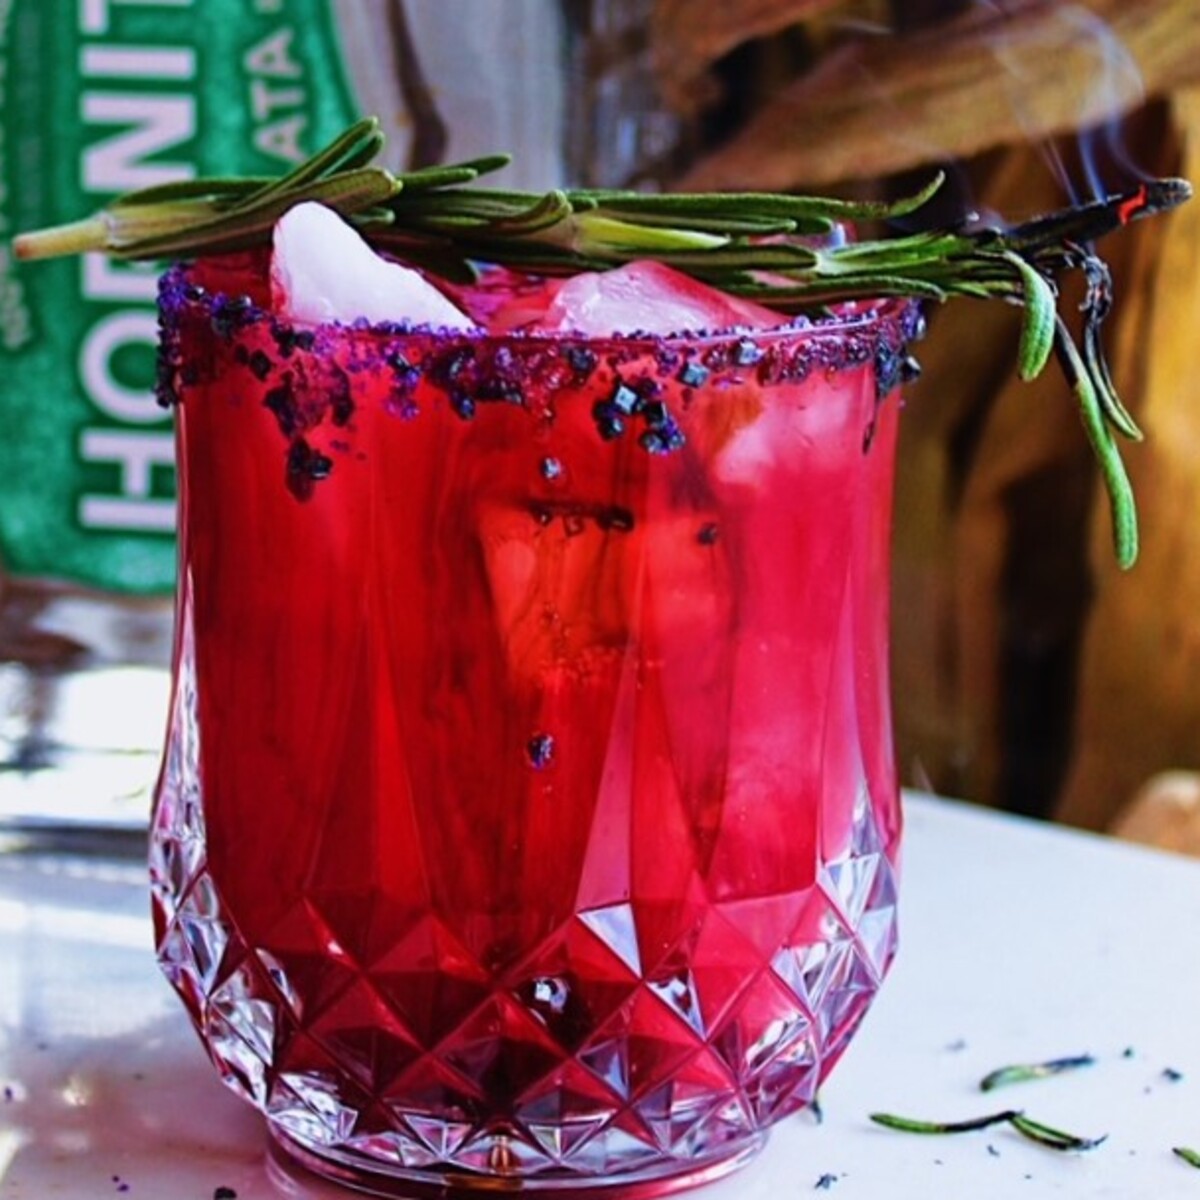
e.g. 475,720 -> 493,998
158,261 -> 923,361
156,261 -> 925,453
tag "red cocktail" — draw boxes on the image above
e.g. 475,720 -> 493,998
150,248 -> 915,1196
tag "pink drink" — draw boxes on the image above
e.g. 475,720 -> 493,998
150,250 -> 915,1196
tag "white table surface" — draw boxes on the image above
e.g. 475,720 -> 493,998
3,793 -> 1200,1199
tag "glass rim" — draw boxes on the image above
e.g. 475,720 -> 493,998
158,256 -> 924,357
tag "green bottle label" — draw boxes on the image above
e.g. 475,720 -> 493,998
0,0 -> 360,593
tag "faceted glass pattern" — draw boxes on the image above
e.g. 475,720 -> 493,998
150,255 -> 912,1196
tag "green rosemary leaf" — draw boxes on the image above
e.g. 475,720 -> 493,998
726,171 -> 944,224
396,154 -> 512,190
389,191 -> 546,220
997,251 -> 1057,382
486,190 -> 576,234
1009,1114 -> 1107,1152
245,166 -> 400,217
726,275 -> 950,305
567,174 -> 940,228
1055,319 -> 1139,568
870,1110 -> 1020,1135
106,176 -> 269,208
1083,320 -> 1143,441
565,196 -> 831,238
570,213 -> 729,255
815,231 -> 968,273
390,190 -> 573,236
651,243 -> 819,271
566,189 -> 831,223
949,281 -> 1011,300
1174,1147 -> 1200,1168
243,116 -> 385,205
980,1055 -> 1096,1092
346,206 -> 397,227
850,171 -> 947,221
586,209 -> 804,237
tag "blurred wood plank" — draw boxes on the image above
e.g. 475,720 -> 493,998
680,0 -> 1200,190
1055,88 -> 1200,829
650,0 -> 849,111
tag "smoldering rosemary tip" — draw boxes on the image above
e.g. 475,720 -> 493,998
11,117 -> 1191,569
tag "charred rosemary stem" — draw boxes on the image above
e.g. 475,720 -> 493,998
1001,178 -> 1193,255
871,1109 -> 1106,1152
11,116 -> 1191,568
870,1110 -> 1020,1135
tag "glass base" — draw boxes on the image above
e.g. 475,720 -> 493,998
268,1124 -> 767,1198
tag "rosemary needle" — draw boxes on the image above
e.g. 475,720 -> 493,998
979,1054 -> 1097,1092
870,1109 -> 1019,1135
1008,1114 -> 1107,1153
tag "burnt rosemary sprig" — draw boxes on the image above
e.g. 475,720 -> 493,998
12,117 -> 1190,566
870,1109 -> 1106,1152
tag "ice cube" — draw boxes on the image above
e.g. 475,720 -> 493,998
271,202 -> 476,331
532,260 -> 785,337
445,267 -> 557,332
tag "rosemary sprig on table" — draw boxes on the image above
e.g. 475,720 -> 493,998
13,118 -> 1191,568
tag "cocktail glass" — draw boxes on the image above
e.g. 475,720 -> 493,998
149,248 -> 918,1197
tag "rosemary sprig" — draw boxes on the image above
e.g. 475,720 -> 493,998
870,1108 -> 1106,1152
1174,1146 -> 1200,1169
12,117 -> 1190,567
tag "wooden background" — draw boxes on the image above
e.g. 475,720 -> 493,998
647,0 -> 1200,830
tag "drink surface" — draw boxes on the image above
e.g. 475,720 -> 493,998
152,254 -> 913,1191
